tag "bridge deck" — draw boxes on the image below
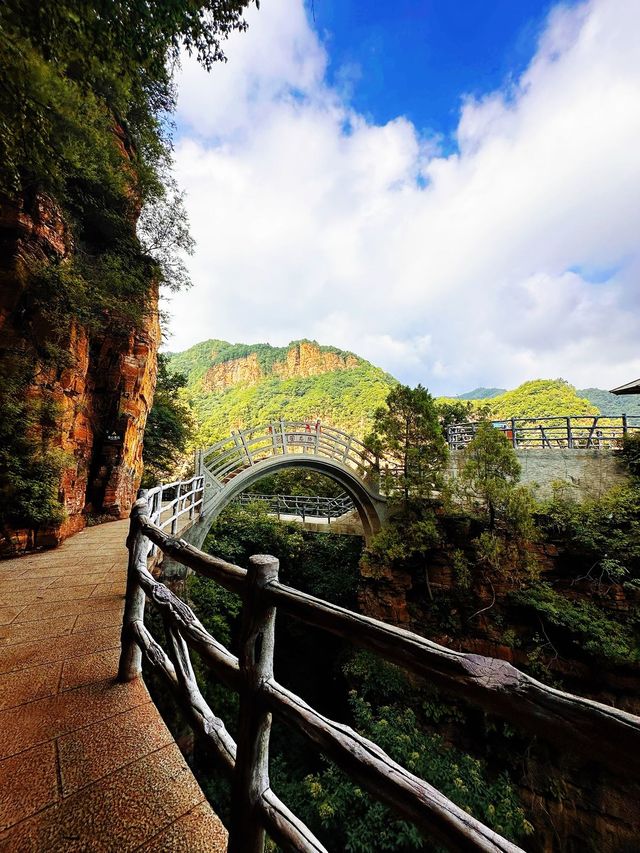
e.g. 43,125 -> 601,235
0,520 -> 227,853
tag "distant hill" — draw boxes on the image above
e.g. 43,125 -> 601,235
456,387 -> 506,400
446,382 -> 640,419
577,387 -> 640,417
168,339 -> 397,445
437,379 -> 599,420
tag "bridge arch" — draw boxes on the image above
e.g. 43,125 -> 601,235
180,422 -> 388,554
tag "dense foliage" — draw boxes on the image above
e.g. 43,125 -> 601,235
175,503 -> 531,850
140,380 -> 639,851
142,354 -> 194,486
292,692 -> 532,851
537,480 -> 640,588
0,357 -> 68,527
577,387 -> 640,417
249,470 -> 345,498
510,583 -> 638,665
0,0 -> 253,311
456,387 -> 506,400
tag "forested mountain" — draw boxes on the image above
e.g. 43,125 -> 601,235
168,339 -> 397,444
440,379 -> 599,419
167,339 -> 633,451
456,387 -> 506,400
577,387 -> 640,416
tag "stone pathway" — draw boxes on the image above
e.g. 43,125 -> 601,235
0,520 -> 227,852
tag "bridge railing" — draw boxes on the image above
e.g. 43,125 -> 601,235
143,476 -> 205,556
447,415 -> 640,451
119,493 -> 640,853
234,492 -> 355,521
201,421 -> 379,487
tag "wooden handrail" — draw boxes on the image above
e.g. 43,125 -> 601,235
119,497 -> 640,852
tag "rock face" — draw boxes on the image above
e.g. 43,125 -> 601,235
169,337 -> 394,443
0,192 -> 160,555
272,341 -> 360,379
202,341 -> 361,394
203,353 -> 263,392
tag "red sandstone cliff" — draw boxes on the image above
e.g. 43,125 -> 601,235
0,192 -> 160,555
201,340 -> 362,394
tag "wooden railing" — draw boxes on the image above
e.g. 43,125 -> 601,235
447,415 -> 640,451
234,492 -> 355,522
118,490 -> 640,852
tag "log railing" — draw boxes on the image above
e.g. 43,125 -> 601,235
234,492 -> 355,522
447,415 -> 640,451
119,491 -> 640,852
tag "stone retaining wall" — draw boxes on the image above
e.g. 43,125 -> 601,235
449,449 -> 627,500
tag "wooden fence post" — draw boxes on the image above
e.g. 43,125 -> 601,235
118,492 -> 149,682
228,554 -> 279,853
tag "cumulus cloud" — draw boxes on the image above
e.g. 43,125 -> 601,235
164,0 -> 640,394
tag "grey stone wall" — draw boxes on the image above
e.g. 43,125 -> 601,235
449,449 -> 628,500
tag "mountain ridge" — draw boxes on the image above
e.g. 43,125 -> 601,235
168,339 -> 397,444
167,340 -> 640,445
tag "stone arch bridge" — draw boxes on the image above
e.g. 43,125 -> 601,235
182,421 -> 388,551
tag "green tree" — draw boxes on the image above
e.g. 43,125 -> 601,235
459,422 -> 521,529
142,355 -> 194,486
456,422 -> 538,585
367,385 -> 448,504
436,399 -> 474,431
278,691 -> 532,852
621,432 -> 640,477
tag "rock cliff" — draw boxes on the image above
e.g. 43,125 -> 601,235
0,191 -> 159,555
201,341 -> 362,393
203,352 -> 263,392
170,338 -> 395,444
272,341 -> 360,379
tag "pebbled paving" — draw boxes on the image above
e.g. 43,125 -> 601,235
0,520 -> 228,852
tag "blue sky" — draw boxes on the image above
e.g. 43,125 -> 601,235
165,0 -> 640,394
313,1 -> 560,138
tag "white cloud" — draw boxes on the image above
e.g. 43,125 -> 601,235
164,0 -> 640,394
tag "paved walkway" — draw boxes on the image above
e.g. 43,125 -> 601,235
0,520 -> 227,852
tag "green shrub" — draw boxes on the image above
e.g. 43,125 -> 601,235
538,481 -> 640,582
290,694 -> 533,851
510,583 -> 638,665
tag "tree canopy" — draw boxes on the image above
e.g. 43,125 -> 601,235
142,354 -> 194,486
0,0 -> 254,317
367,384 -> 448,503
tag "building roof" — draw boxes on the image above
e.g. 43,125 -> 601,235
610,378 -> 640,395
